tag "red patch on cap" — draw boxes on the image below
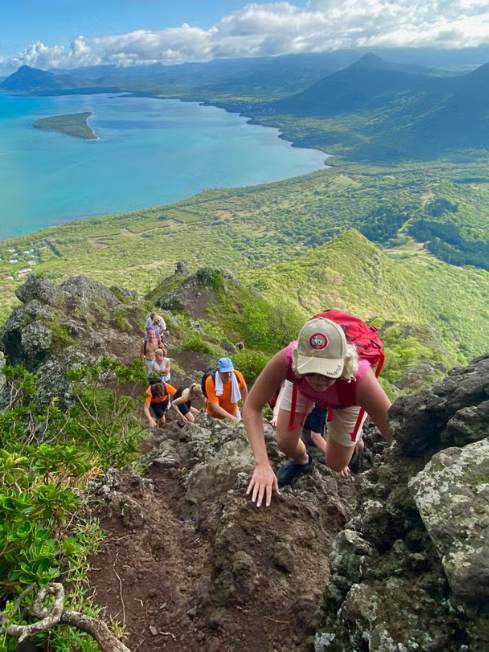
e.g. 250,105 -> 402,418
309,333 -> 328,351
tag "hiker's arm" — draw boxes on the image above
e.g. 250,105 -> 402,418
271,385 -> 285,426
243,350 -> 287,507
171,390 -> 188,418
356,368 -> 392,443
240,382 -> 249,404
310,430 -> 327,453
143,401 -> 157,428
140,340 -> 145,360
162,359 -> 171,376
208,401 -> 241,422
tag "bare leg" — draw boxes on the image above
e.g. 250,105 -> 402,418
324,436 -> 356,476
275,409 -> 309,465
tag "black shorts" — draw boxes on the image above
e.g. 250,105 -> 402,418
177,403 -> 190,416
151,399 -> 169,419
303,404 -> 327,434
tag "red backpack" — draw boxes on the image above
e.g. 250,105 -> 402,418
288,309 -> 384,441
314,309 -> 384,373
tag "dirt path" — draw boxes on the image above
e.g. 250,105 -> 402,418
87,419 -> 351,652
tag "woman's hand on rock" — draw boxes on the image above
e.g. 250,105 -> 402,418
246,464 -> 279,507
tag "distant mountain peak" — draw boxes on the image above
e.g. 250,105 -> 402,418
349,53 -> 388,69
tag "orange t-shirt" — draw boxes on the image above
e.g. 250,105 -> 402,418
145,383 -> 177,403
205,370 -> 246,418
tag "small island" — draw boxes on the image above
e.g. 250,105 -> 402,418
33,112 -> 98,140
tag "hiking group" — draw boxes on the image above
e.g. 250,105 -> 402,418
142,312 -> 248,428
142,309 -> 393,507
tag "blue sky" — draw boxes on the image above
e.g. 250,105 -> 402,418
1,0 -> 488,73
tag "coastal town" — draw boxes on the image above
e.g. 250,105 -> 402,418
0,241 -> 49,283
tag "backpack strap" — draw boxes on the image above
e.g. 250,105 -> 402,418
348,350 -> 385,442
287,384 -> 310,431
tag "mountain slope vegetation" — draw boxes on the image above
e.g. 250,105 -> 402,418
3,51 -> 489,162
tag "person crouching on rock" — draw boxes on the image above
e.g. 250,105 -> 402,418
143,381 -> 177,428
242,316 -> 392,507
171,383 -> 204,427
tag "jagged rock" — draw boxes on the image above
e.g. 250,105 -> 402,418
175,261 -> 188,275
111,285 -> 140,301
388,353 -> 489,455
326,530 -> 377,603
0,274 -> 143,406
393,360 -> 447,391
60,275 -> 122,306
185,429 -> 254,505
319,354 -> 489,651
21,321 -> 52,353
150,440 -> 180,469
15,274 -> 60,305
120,495 -> 145,529
409,440 -> 489,602
442,400 -> 489,446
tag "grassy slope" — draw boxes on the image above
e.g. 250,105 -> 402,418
247,230 -> 489,361
2,163 -> 489,362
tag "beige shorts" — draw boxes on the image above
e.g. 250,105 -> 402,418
280,380 -> 366,448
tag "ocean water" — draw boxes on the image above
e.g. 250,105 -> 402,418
0,93 -> 327,241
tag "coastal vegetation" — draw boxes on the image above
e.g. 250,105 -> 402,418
32,112 -> 97,140
0,358 -> 147,650
2,158 -> 489,364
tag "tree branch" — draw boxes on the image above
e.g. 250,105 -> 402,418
2,582 -> 131,652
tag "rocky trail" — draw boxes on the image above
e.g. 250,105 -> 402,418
87,415 -> 356,652
2,273 -> 488,651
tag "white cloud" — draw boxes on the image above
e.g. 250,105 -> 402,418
2,0 -> 489,72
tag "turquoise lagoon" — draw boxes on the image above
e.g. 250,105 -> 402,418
0,93 -> 327,241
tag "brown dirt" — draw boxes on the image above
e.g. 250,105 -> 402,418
87,422 -> 351,652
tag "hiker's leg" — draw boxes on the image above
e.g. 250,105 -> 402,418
325,406 -> 366,474
275,382 -> 311,464
178,404 -> 194,423
152,402 -> 166,428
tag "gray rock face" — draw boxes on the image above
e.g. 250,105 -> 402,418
21,321 -> 52,353
60,275 -> 121,306
388,353 -> 489,455
319,352 -> 489,651
0,274 -> 143,406
409,440 -> 489,601
185,425 -> 254,505
15,274 -> 60,305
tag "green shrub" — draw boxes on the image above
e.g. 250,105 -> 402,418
112,307 -> 131,333
180,335 -> 213,354
196,267 -> 224,290
232,349 -> 270,385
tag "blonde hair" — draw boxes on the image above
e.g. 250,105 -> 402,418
189,383 -> 204,400
155,347 -> 167,357
341,344 -> 359,382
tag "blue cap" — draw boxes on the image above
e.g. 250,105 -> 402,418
218,357 -> 234,372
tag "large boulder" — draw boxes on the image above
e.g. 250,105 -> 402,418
409,440 -> 489,602
0,274 -> 144,406
388,353 -> 489,455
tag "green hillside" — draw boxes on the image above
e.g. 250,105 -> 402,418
5,55 -> 489,162
2,163 -> 489,371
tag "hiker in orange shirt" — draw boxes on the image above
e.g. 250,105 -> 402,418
143,381 -> 177,428
205,357 -> 248,422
